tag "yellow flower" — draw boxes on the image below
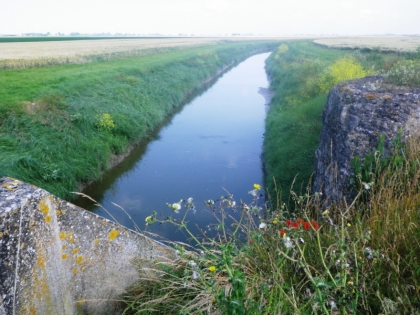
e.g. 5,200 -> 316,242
145,216 -> 152,223
108,230 -> 120,240
273,217 -> 279,225
208,266 -> 216,272
253,184 -> 261,190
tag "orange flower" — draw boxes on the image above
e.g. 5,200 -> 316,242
310,220 -> 320,231
279,229 -> 286,237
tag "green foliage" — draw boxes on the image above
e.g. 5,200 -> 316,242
384,59 -> 420,86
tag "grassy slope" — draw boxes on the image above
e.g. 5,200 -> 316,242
263,41 -> 346,204
0,41 -> 279,199
263,41 -> 409,205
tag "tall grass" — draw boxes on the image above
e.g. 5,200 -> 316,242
121,135 -> 420,313
0,41 -> 280,199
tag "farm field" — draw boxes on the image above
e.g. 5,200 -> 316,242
0,37 -> 287,68
314,35 -> 420,51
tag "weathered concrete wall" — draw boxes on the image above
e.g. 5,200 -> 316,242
0,177 -> 174,315
313,76 -> 420,205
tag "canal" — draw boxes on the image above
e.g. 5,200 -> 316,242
74,52 -> 271,243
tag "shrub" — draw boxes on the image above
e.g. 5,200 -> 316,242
384,59 -> 420,86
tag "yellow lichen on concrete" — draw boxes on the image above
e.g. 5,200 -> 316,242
45,215 -> 51,223
76,256 -> 83,263
108,230 -> 120,240
72,248 -> 79,254
94,239 -> 99,246
62,254 -> 68,260
39,198 -> 49,213
364,93 -> 378,99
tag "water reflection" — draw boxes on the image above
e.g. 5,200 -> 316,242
74,53 -> 271,243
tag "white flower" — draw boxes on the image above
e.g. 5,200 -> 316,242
172,203 -> 181,213
362,182 -> 371,190
192,270 -> 200,280
204,199 -> 215,206
328,300 -> 337,310
248,189 -> 258,197
283,237 -> 294,249
259,222 -> 267,229
187,197 -> 193,204
188,260 -> 197,267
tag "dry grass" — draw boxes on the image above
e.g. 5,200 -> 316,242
314,36 -> 420,52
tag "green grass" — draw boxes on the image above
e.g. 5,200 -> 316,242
0,41 -> 280,199
263,40 -> 419,205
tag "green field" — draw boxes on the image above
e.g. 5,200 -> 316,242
0,40 -> 279,199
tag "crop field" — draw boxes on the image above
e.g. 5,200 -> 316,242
0,37 -> 285,68
314,35 -> 420,52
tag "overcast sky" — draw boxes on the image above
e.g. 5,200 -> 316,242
1,0 -> 419,36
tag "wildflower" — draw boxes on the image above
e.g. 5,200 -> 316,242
286,220 -> 292,227
364,247 -> 374,259
204,199 -> 215,206
283,237 -> 294,249
279,229 -> 286,237
248,189 -> 258,197
259,222 -> 267,229
272,217 -> 279,225
187,197 -> 193,204
172,203 -> 181,213
310,220 -> 320,230
322,210 -> 329,217
145,216 -> 153,224
188,260 -> 197,267
297,218 -> 304,225
192,270 -> 200,280
253,183 -> 261,190
292,221 -> 299,229
347,222 -> 352,227
303,222 -> 310,230
208,266 -> 216,272
328,300 -> 337,310
362,182 -> 371,190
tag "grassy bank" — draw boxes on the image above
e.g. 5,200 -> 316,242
0,40 -> 279,199
263,40 -> 418,205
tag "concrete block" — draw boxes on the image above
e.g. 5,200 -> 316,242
0,177 -> 173,315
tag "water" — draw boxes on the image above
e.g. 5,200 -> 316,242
74,52 -> 271,243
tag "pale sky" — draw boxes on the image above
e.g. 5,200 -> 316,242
1,0 -> 419,36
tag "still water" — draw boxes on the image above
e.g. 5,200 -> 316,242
74,52 -> 271,243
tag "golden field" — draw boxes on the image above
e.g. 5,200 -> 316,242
314,36 -> 420,52
0,37 -> 286,68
